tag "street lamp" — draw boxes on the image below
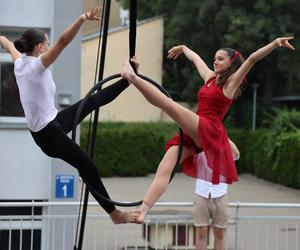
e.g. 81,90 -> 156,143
252,83 -> 259,130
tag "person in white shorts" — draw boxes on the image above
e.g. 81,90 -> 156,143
193,143 -> 239,250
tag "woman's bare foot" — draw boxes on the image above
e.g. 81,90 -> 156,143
135,201 -> 152,224
109,209 -> 140,224
121,59 -> 137,82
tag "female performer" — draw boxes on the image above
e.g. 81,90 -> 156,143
0,6 -> 138,224
121,37 -> 295,223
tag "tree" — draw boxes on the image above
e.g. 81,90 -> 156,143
121,0 -> 300,127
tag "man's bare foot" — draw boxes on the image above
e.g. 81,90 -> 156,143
109,209 -> 140,224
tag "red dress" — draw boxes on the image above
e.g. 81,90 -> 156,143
166,76 -> 238,184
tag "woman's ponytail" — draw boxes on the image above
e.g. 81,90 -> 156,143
14,29 -> 45,53
14,37 -> 27,53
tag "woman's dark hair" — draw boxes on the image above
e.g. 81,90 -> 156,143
14,29 -> 46,53
216,47 -> 246,98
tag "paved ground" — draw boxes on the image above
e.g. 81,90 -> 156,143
87,173 -> 300,211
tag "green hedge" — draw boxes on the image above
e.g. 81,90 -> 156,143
80,117 -> 300,188
242,130 -> 300,188
80,122 -> 178,177
271,132 -> 300,187
228,129 -> 272,175
228,109 -> 300,189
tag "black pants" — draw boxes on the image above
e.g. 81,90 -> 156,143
31,79 -> 129,213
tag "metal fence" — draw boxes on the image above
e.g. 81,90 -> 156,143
0,201 -> 299,250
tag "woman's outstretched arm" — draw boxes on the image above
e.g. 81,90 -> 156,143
0,36 -> 22,62
167,45 -> 215,82
226,37 -> 295,96
41,6 -> 101,68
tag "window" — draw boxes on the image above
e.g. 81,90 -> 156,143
0,29 -> 24,117
0,60 -> 24,117
0,230 -> 41,250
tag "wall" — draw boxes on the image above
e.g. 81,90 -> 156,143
81,16 -> 164,121
82,0 -> 122,36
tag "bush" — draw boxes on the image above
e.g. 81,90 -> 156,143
229,108 -> 300,189
265,108 -> 300,134
270,132 -> 300,188
80,122 -> 178,177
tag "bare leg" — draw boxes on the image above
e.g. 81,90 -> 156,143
214,227 -> 225,250
122,60 -> 201,147
109,209 -> 140,224
135,146 -> 195,224
122,59 -> 240,157
196,226 -> 208,250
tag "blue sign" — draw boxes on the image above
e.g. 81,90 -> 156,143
55,175 -> 74,198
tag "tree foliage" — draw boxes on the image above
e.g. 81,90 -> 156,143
121,0 -> 300,128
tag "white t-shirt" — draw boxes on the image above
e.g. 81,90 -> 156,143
14,55 -> 58,132
195,152 -> 228,198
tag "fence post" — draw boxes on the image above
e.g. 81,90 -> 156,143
234,201 -> 241,250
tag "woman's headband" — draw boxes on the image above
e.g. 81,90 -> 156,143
231,50 -> 247,83
231,50 -> 240,62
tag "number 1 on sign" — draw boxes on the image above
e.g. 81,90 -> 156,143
62,184 -> 67,197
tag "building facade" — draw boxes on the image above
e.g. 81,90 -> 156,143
0,1 -> 81,249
